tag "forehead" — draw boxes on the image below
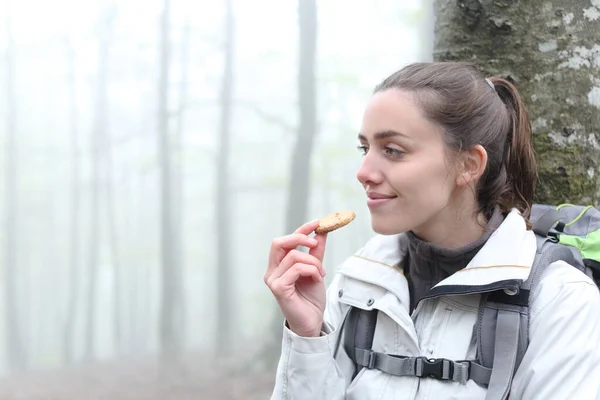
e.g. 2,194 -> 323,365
361,89 -> 441,142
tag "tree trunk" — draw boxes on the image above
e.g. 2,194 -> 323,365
101,5 -> 121,355
266,0 -> 318,365
216,0 -> 235,358
158,0 -> 184,367
434,0 -> 599,205
85,7 -> 113,360
127,51 -> 150,356
421,0 -> 435,62
63,36 -> 80,365
3,0 -> 25,372
285,0 -> 318,234
172,21 -> 190,354
85,40 -> 102,363
106,100 -> 122,356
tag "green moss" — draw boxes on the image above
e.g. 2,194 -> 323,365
533,133 -> 598,205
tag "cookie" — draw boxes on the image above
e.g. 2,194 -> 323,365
315,210 -> 356,234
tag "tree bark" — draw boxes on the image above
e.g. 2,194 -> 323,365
4,0 -> 26,372
434,0 -> 600,205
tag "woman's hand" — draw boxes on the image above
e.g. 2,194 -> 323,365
264,220 -> 328,337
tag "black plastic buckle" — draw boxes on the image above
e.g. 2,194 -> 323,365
416,357 -> 453,380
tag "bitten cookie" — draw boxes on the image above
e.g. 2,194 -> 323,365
315,210 -> 356,234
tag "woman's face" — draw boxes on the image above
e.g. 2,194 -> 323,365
356,89 -> 462,236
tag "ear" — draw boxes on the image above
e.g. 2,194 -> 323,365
456,145 -> 487,187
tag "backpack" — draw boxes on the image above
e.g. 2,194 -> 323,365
340,204 -> 600,400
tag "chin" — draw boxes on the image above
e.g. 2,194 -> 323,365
371,220 -> 406,235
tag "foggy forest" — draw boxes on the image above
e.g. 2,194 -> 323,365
1,0 -> 599,398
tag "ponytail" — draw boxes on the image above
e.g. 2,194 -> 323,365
488,77 -> 538,220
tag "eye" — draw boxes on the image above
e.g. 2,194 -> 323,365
357,145 -> 368,156
383,146 -> 404,158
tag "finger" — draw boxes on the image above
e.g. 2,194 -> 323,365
309,232 -> 328,269
294,219 -> 320,235
265,236 -> 318,283
269,263 -> 323,296
268,233 -> 319,270
271,249 -> 323,280
282,263 -> 323,285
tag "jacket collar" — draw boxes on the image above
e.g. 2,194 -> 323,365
336,209 -> 536,297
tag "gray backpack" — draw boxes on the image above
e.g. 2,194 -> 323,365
341,204 -> 600,400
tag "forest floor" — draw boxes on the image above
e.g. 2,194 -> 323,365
0,352 -> 275,400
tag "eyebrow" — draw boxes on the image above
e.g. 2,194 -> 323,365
357,130 -> 411,141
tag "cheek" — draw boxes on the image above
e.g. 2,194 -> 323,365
394,159 -> 455,199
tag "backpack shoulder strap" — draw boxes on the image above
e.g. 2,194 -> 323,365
343,307 -> 378,380
480,235 -> 578,400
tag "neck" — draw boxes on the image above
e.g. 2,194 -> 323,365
412,204 -> 489,249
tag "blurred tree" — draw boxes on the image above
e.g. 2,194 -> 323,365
266,0 -> 318,365
172,20 -> 190,356
63,35 -> 80,364
435,0 -> 599,205
216,0 -> 235,355
86,5 -> 116,360
3,0 -> 26,372
106,64 -> 124,358
285,0 -> 318,235
421,0 -> 434,61
158,0 -> 185,367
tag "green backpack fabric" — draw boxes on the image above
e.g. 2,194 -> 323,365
531,204 -> 600,284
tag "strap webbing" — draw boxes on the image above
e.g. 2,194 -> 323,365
470,362 -> 493,386
532,209 -> 564,237
484,310 -> 521,400
354,348 -> 492,386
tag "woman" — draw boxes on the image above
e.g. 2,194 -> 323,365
264,62 -> 600,399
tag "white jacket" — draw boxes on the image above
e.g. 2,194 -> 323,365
270,210 -> 600,399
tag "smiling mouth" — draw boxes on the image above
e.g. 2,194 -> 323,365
366,195 -> 397,207
366,191 -> 397,200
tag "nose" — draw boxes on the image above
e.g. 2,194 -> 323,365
356,152 -> 383,187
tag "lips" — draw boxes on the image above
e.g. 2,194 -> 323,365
366,191 -> 397,208
367,191 -> 397,200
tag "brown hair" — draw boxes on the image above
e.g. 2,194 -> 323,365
374,62 -> 538,221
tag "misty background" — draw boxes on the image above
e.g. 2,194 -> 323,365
0,0 -> 433,398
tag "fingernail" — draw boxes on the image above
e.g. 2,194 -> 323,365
309,238 -> 318,245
